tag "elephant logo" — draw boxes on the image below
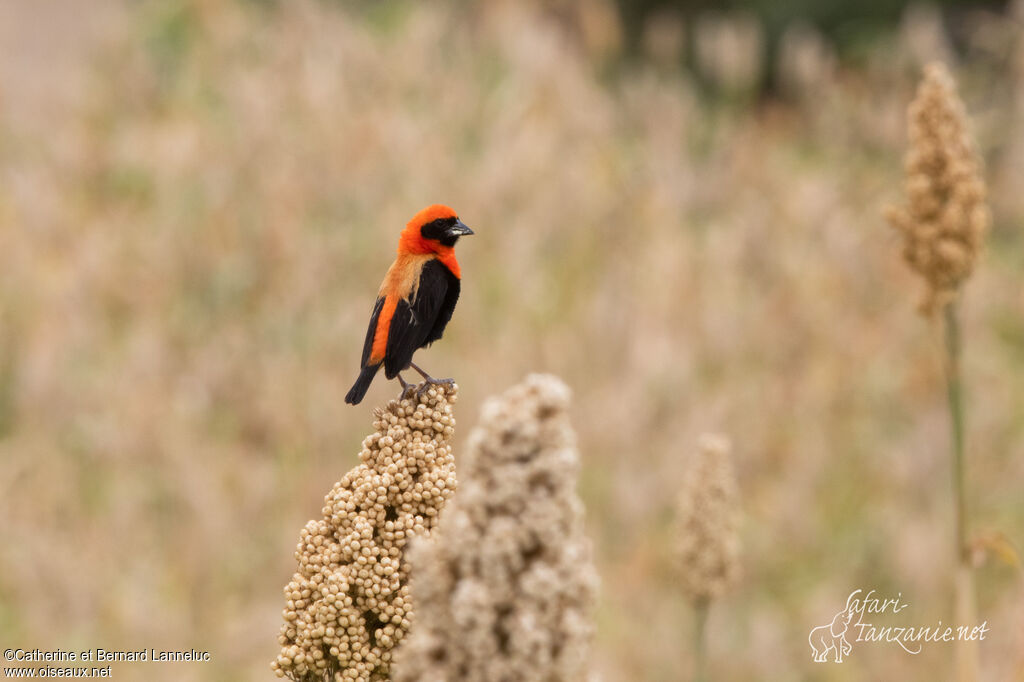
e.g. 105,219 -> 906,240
808,593 -> 860,663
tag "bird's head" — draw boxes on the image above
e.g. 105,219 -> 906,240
398,204 -> 474,255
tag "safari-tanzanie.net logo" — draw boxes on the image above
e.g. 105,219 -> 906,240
808,589 -> 989,663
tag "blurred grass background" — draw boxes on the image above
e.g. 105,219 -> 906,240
1,0 -> 1023,679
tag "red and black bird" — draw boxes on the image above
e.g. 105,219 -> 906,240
344,205 -> 474,405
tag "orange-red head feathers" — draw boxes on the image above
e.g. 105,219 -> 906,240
408,204 -> 458,230
397,204 -> 473,279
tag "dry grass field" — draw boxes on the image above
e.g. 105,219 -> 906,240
1,0 -> 1023,680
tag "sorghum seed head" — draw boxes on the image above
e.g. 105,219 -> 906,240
885,62 -> 990,314
673,433 -> 741,603
271,385 -> 459,682
393,375 -> 597,682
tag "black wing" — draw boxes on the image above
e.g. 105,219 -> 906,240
383,260 -> 455,378
359,296 -> 386,368
421,266 -> 460,346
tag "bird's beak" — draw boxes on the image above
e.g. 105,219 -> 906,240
448,219 -> 474,237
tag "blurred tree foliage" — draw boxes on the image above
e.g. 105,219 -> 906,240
615,0 -> 1008,89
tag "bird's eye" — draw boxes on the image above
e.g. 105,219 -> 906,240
421,218 -> 456,241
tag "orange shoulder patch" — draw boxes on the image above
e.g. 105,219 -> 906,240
378,253 -> 433,300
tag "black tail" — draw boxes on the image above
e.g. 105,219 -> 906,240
345,364 -> 381,405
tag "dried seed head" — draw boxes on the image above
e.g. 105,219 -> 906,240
673,434 -> 741,602
393,375 -> 597,682
886,62 -> 990,314
271,385 -> 459,682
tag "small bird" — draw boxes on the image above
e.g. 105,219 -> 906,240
345,204 -> 474,405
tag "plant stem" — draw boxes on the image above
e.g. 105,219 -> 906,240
693,597 -> 709,682
943,302 -> 967,561
943,301 -> 978,682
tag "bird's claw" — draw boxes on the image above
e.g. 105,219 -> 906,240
416,377 -> 455,397
397,376 -> 417,400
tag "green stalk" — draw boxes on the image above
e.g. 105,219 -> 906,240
942,302 -> 967,561
693,597 -> 709,682
943,301 -> 978,682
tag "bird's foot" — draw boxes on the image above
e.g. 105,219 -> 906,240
416,376 -> 455,398
407,362 -> 455,397
397,374 -> 417,399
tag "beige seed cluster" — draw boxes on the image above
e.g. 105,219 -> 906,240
393,374 -> 597,682
272,385 -> 459,682
886,62 -> 990,315
673,434 -> 741,602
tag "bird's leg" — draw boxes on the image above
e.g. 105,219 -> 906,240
397,373 -> 416,398
408,361 -> 455,395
